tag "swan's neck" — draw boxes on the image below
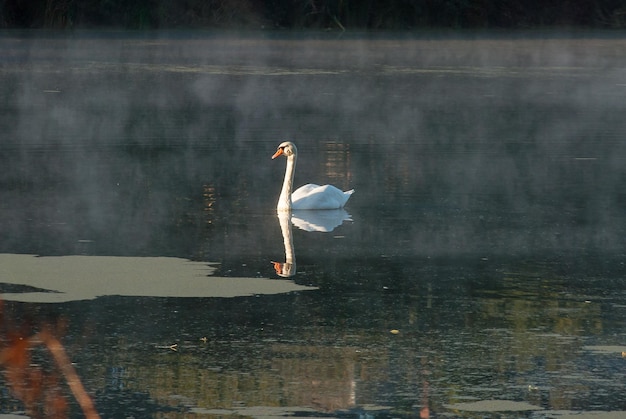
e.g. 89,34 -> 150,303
277,154 -> 296,211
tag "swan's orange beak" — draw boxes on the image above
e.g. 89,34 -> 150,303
272,148 -> 284,159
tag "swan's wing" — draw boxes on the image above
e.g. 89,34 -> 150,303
292,184 -> 354,210
291,184 -> 322,202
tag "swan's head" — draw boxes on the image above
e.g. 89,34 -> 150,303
272,141 -> 297,159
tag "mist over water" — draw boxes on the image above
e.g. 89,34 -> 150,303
1,31 -> 626,417
3,33 -> 626,258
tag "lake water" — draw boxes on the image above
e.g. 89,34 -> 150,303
1,31 -> 626,418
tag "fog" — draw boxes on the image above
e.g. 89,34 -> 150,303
1,32 -> 625,260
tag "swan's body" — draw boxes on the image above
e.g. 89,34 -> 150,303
272,141 -> 354,212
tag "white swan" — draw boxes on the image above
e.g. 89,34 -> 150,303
272,141 -> 354,212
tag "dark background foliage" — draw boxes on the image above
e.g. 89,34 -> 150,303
1,0 -> 626,30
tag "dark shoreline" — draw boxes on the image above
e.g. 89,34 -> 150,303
2,0 -> 626,31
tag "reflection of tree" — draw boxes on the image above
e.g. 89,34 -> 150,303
0,304 -> 100,418
322,142 -> 353,192
438,270 -> 606,411
0,258 -> 615,416
270,344 -> 356,411
95,333 -> 383,413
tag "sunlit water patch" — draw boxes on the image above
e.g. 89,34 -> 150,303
0,254 -> 315,302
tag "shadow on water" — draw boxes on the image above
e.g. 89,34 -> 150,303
1,32 -> 626,418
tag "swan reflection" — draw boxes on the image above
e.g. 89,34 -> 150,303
292,209 -> 352,232
273,212 -> 296,278
272,210 -> 352,278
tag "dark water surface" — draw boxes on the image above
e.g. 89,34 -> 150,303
1,31 -> 626,418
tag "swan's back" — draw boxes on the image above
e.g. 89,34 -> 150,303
292,183 -> 354,210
